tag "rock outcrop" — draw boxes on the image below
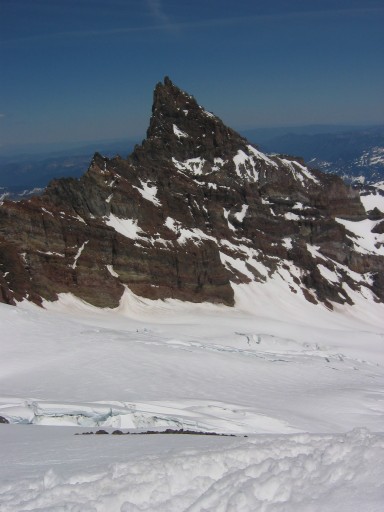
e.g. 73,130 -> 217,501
0,77 -> 383,308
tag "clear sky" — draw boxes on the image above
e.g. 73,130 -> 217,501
1,0 -> 383,150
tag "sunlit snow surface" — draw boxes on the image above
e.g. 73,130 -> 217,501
335,217 -> 384,255
1,426 -> 383,512
360,189 -> 384,213
1,282 -> 384,511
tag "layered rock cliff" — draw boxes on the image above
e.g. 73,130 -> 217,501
0,77 -> 383,309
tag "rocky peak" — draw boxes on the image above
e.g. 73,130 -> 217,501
147,76 -> 198,138
138,77 -> 247,164
0,79 -> 383,310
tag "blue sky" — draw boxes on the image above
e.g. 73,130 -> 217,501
1,0 -> 383,149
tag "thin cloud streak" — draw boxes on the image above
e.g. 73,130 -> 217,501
1,7 -> 383,45
146,0 -> 174,31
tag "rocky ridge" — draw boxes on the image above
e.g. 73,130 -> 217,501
0,77 -> 383,309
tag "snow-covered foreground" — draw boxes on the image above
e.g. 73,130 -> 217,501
1,425 -> 383,512
1,281 -> 384,510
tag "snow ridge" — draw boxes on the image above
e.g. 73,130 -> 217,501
1,427 -> 383,512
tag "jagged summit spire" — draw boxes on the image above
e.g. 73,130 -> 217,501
144,78 -> 247,160
163,75 -> 173,86
147,77 -> 199,137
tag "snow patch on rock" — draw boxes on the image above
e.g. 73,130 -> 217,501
172,157 -> 205,175
105,214 -> 144,240
133,180 -> 161,206
335,217 -> 384,256
173,124 -> 189,139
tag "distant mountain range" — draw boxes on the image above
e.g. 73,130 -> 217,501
0,139 -> 137,200
1,124 -> 383,201
243,125 -> 384,186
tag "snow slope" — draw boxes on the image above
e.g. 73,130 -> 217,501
0,281 -> 384,510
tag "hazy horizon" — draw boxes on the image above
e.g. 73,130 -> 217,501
1,121 -> 383,159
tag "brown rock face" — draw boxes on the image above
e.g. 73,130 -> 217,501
0,77 -> 383,308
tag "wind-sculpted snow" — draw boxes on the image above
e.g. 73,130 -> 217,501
0,426 -> 383,511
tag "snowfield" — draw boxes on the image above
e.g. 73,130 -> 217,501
1,281 -> 384,510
